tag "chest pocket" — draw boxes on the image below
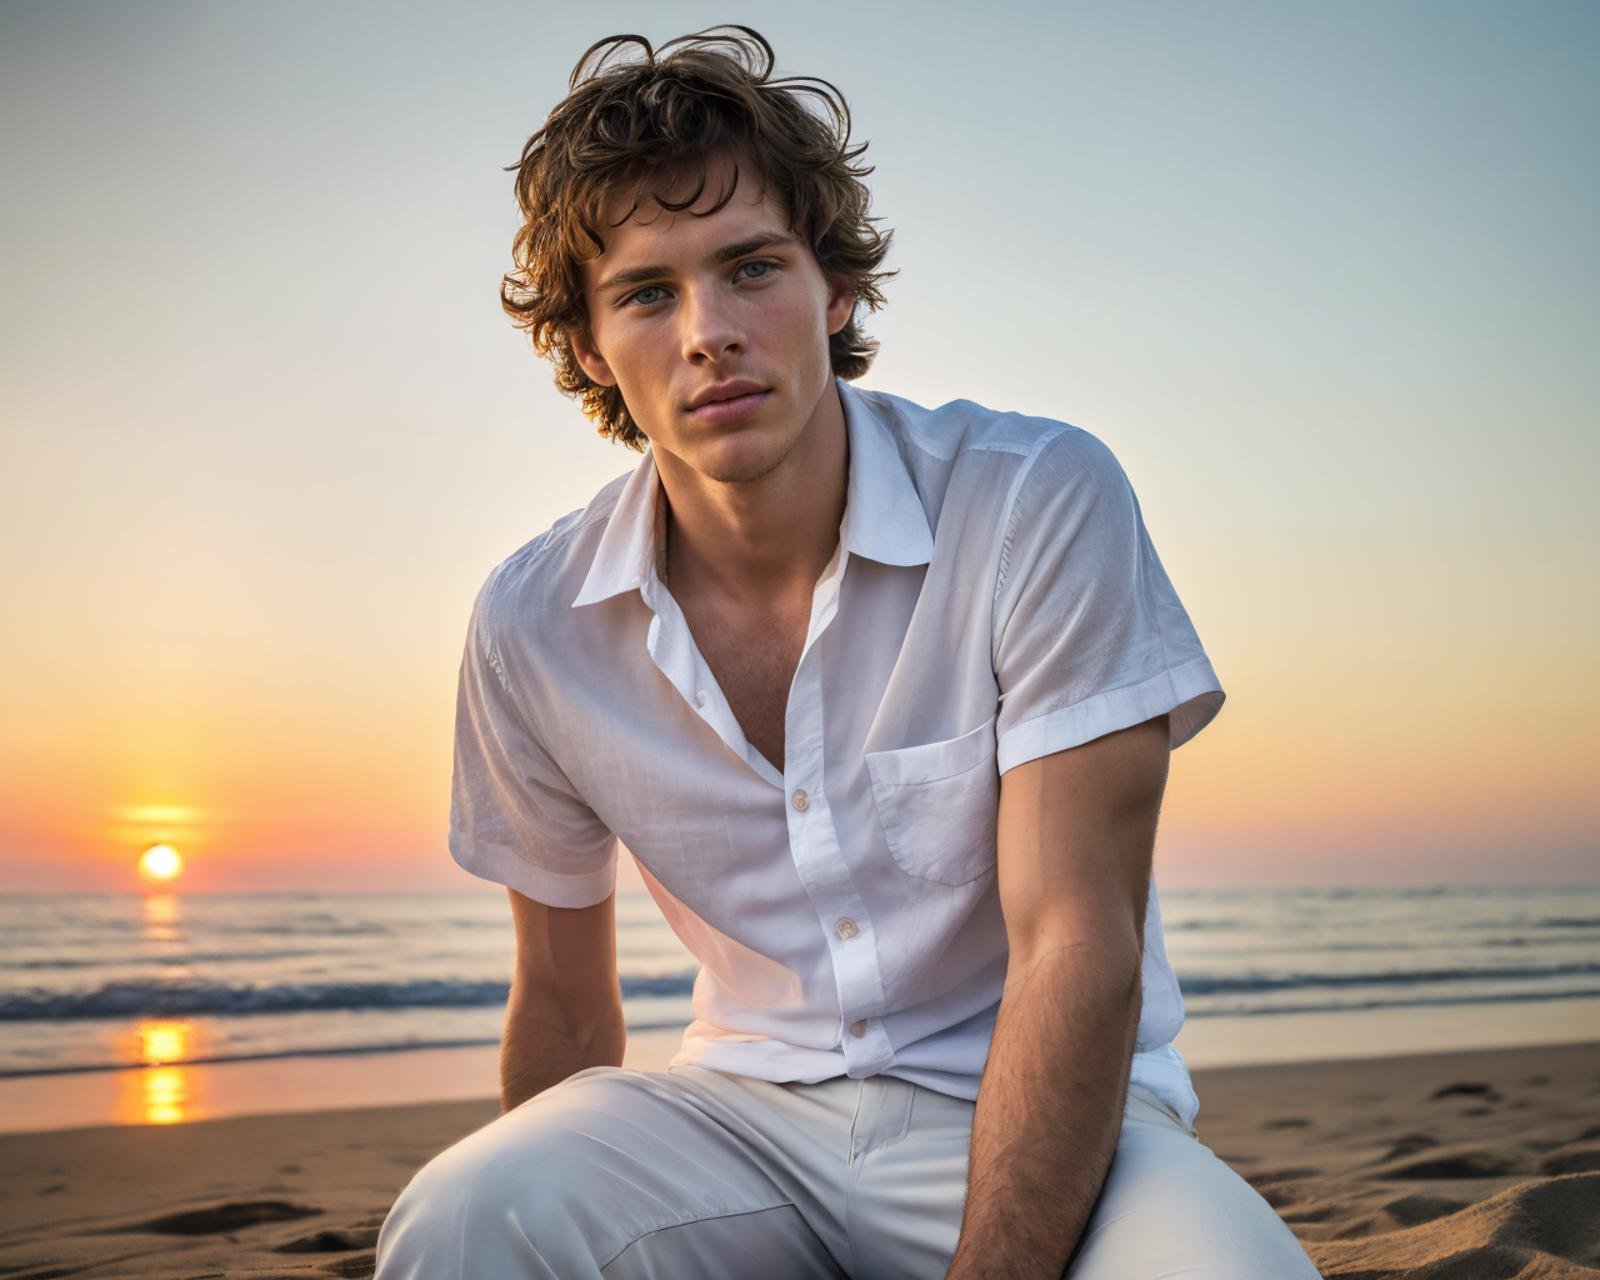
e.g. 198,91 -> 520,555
865,714 -> 999,887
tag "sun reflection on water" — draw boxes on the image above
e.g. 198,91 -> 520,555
137,1065 -> 190,1125
141,891 -> 182,942
114,1019 -> 204,1125
108,894 -> 208,1123
137,1020 -> 190,1065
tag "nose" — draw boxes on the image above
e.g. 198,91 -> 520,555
678,283 -> 745,366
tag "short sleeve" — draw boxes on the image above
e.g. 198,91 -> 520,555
991,430 -> 1226,775
447,566 -> 618,907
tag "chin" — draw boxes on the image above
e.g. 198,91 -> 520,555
695,447 -> 788,486
691,426 -> 796,486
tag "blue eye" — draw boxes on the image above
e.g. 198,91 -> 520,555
628,285 -> 665,307
739,260 -> 773,280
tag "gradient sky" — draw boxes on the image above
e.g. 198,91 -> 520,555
2,1 -> 1595,893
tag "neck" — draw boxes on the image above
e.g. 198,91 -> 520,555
655,379 -> 849,608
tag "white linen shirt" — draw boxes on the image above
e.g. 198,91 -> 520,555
449,377 -> 1226,1128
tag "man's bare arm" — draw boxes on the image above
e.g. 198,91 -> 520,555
500,886 -> 626,1112
945,714 -> 1170,1280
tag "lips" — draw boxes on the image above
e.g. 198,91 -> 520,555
687,380 -> 769,411
685,387 -> 772,426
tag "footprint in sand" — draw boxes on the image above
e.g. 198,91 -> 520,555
1281,1202 -> 1340,1224
1372,1132 -> 1439,1164
277,1222 -> 383,1253
1261,1116 -> 1313,1130
1311,1172 -> 1600,1276
1428,1081 -> 1504,1105
1378,1148 -> 1521,1179
134,1200 -> 323,1235
1538,1143 -> 1600,1175
1379,1191 -> 1473,1227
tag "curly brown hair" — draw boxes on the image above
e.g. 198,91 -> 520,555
499,25 -> 896,451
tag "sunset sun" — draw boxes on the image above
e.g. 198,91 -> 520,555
137,843 -> 184,884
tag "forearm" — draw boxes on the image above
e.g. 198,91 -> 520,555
499,984 -> 627,1112
946,940 -> 1142,1280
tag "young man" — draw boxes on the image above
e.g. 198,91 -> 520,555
376,25 -> 1322,1280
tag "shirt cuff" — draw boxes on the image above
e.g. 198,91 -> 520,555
447,833 -> 618,907
996,656 -> 1226,775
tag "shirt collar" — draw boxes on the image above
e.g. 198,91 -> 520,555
572,377 -> 932,609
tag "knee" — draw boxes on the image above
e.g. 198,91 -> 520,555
376,1138 -> 493,1277
1175,1154 -> 1322,1279
376,1122 -> 598,1279
1068,1139 -> 1322,1279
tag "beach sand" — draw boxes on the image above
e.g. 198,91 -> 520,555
1,1040 -> 1595,1278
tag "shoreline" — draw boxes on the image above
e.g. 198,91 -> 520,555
5,992 -> 1599,1136
9,1034 -> 1596,1134
2,1040 -> 1595,1278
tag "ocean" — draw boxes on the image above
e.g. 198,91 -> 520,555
3,883 -> 1597,1083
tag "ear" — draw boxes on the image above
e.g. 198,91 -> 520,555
824,274 -> 856,337
570,325 -> 617,387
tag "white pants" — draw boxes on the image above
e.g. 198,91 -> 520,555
375,1063 -> 1322,1279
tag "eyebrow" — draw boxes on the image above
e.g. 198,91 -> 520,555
594,233 -> 800,296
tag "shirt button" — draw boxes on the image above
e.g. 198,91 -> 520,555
693,689 -> 706,707
835,916 -> 858,940
791,789 -> 810,812
849,1019 -> 868,1038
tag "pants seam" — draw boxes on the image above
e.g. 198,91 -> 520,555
841,1079 -> 868,1276
597,1199 -> 798,1273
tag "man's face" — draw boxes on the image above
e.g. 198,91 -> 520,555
572,155 -> 855,486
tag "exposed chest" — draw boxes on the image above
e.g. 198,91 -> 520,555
676,593 -> 812,775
